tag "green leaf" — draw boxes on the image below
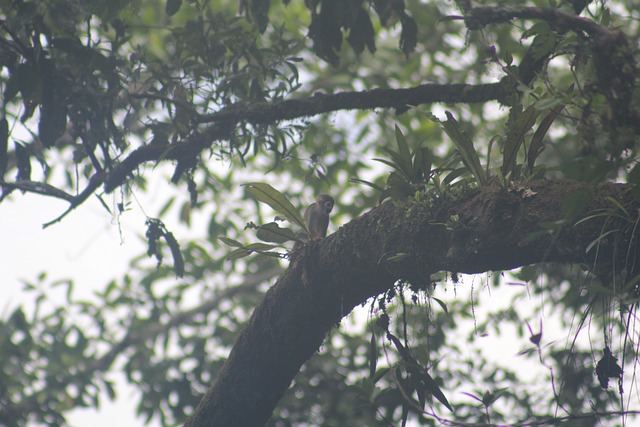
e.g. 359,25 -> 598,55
441,112 -> 486,185
373,156 -> 403,174
372,367 -> 390,384
350,178 -> 385,192
227,242 -> 278,260
385,252 -> 410,263
442,167 -> 469,185
256,222 -> 298,244
158,197 -> 176,217
605,196 -> 630,219
394,125 -> 413,176
382,147 -> 413,178
104,380 -> 116,400
528,104 -> 564,172
380,171 -> 413,202
243,183 -> 308,234
227,248 -> 251,260
503,105 -> 540,176
0,117 -> 7,180
219,237 -> 243,248
585,229 -> 619,254
243,242 -> 277,252
534,97 -> 562,110
416,384 -> 426,409
413,146 -> 432,181
482,388 -> 508,406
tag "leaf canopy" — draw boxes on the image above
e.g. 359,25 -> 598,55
2,1 -> 640,427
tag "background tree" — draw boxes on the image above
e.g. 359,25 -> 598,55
2,0 -> 640,426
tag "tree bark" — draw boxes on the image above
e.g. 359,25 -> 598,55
184,179 -> 640,427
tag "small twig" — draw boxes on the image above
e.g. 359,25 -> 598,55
42,170 -> 106,228
1,180 -> 76,202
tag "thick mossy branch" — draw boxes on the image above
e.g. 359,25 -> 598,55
185,180 -> 640,427
197,82 -> 508,125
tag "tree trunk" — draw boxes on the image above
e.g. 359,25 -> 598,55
184,179 -> 640,427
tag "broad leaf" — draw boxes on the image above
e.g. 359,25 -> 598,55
244,183 -> 308,234
441,112 -> 487,185
256,222 -> 298,244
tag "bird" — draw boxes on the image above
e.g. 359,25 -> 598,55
304,194 -> 334,240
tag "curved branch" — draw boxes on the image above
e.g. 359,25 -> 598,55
464,6 -> 604,35
43,170 -> 106,228
184,180 -> 640,427
0,173 -> 105,228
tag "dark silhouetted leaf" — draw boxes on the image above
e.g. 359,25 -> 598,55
249,0 -> 271,33
400,14 -> 417,54
347,8 -> 375,55
422,371 -> 453,412
164,231 -> 184,277
0,116 -> 7,180
387,333 -> 409,359
256,222 -> 297,243
369,333 -> 378,378
596,346 -> 622,389
308,2 -> 343,65
166,0 -> 182,16
14,142 -> 31,181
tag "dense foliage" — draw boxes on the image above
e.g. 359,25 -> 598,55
2,0 -> 640,426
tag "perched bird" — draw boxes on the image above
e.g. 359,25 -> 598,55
304,194 -> 334,240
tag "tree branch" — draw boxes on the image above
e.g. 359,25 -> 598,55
103,122 -> 234,193
1,81 -> 508,219
464,6 -> 604,35
184,180 -> 640,427
0,180 -> 76,202
100,82 -> 506,195
465,6 -> 638,132
197,82 -> 508,125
